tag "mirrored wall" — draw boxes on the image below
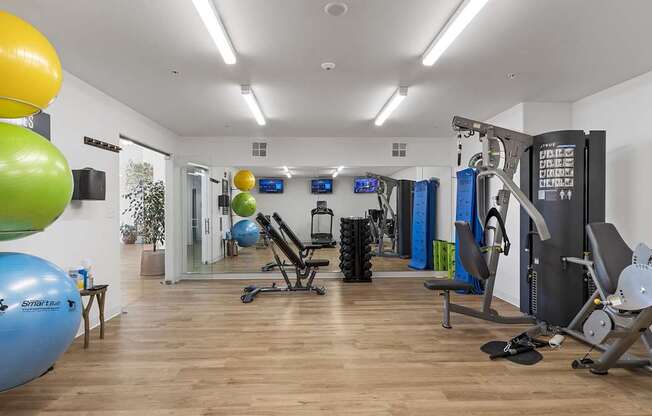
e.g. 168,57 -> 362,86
180,165 -> 453,275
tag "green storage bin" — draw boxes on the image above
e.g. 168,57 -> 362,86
433,240 -> 455,278
446,242 -> 456,279
433,240 -> 441,271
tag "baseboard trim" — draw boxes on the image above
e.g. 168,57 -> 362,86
177,270 -> 447,281
75,308 -> 122,338
493,289 -> 519,307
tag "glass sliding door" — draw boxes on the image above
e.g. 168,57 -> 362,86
182,166 -> 213,273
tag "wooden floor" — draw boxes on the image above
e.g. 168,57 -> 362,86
121,243 -> 161,307
2,277 -> 652,415
188,243 -> 413,274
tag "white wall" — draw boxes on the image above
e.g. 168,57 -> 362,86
481,104 -> 526,306
252,176 -> 377,241
176,136 -> 456,168
391,166 -> 454,242
572,70 -> 652,246
0,71 -> 178,330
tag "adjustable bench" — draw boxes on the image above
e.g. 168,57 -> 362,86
241,213 -> 328,303
261,212 -> 324,272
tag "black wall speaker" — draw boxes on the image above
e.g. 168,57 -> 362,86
72,168 -> 106,200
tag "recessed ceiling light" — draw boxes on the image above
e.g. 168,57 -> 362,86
321,62 -> 336,71
324,2 -> 348,17
507,72 -> 517,79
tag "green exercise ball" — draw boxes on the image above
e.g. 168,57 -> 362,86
0,122 -> 73,240
231,192 -> 256,217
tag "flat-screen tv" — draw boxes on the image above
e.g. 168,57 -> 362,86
258,178 -> 284,193
311,178 -> 333,194
354,177 -> 379,193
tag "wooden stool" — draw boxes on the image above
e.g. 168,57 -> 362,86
80,285 -> 109,349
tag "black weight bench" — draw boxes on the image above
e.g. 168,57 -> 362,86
424,220 -> 535,328
261,212 -> 325,272
241,213 -> 328,303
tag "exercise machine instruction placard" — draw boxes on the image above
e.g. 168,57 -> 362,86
537,143 -> 575,201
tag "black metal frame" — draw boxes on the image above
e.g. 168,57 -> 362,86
242,213 -> 327,303
261,213 -> 323,272
310,202 -> 336,247
562,224 -> 652,374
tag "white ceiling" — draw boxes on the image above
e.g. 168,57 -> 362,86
236,166 -> 407,178
5,0 -> 652,137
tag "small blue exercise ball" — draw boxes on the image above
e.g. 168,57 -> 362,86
232,219 -> 259,247
0,253 -> 81,392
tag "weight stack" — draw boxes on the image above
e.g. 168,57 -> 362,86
339,217 -> 373,282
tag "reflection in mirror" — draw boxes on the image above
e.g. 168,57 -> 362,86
179,166 -> 453,275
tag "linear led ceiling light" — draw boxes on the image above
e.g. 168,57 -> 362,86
241,85 -> 266,126
188,162 -> 209,170
192,0 -> 237,64
374,87 -> 408,127
422,0 -> 488,66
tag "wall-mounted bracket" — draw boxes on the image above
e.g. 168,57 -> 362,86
84,136 -> 121,153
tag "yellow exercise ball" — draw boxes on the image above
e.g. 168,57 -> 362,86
0,11 -> 63,118
234,170 -> 255,191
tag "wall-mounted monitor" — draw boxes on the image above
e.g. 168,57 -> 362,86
311,178 -> 333,194
258,178 -> 284,194
354,177 -> 379,193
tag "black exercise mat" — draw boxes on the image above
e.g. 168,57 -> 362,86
481,341 -> 543,366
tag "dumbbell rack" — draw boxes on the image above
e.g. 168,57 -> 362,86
339,217 -> 372,282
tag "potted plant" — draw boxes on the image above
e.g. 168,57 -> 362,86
122,161 -> 154,236
123,180 -> 165,276
120,224 -> 137,244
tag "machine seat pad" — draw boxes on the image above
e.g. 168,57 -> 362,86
305,259 -> 330,267
424,279 -> 474,291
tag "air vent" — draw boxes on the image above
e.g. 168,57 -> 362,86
392,142 -> 407,157
252,142 -> 267,157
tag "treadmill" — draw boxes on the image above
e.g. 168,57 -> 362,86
310,201 -> 336,247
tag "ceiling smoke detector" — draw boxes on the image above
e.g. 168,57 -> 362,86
324,2 -> 348,17
321,62 -> 336,71
507,72 -> 517,80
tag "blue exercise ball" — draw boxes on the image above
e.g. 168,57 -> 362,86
232,219 -> 259,247
0,253 -> 81,392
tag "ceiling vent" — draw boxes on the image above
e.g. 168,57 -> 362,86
252,142 -> 267,157
392,142 -> 407,158
324,2 -> 348,17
